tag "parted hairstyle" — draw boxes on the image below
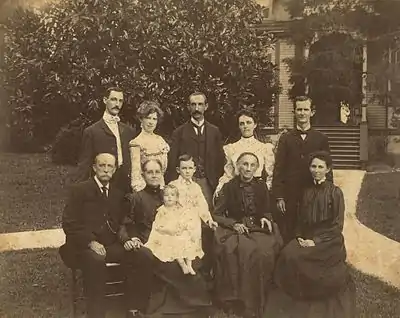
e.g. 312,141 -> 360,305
177,154 -> 196,167
308,151 -> 333,168
294,95 -> 315,110
141,158 -> 163,172
104,86 -> 123,98
237,151 -> 260,165
236,108 -> 259,124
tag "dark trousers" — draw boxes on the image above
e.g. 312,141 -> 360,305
273,196 -> 300,244
79,243 -> 128,318
60,243 -> 143,318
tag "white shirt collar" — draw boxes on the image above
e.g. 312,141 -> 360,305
191,117 -> 205,127
103,111 -> 120,124
296,123 -> 311,132
240,135 -> 256,142
178,175 -> 193,185
94,175 -> 109,191
314,177 -> 326,185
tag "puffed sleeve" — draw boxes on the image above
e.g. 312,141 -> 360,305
129,138 -> 146,191
215,144 -> 235,194
263,142 -> 275,190
159,136 -> 170,173
313,186 -> 345,244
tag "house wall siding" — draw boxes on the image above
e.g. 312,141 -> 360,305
277,39 -> 295,129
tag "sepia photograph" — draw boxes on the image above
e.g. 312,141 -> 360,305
0,0 -> 399,317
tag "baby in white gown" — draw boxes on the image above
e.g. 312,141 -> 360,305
145,184 -> 216,274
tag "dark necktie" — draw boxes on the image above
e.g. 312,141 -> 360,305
194,124 -> 204,136
101,186 -> 108,199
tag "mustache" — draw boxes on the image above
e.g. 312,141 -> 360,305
192,110 -> 202,115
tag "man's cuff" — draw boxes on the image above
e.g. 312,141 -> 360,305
130,237 -> 142,244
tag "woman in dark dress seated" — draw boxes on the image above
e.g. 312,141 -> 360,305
271,151 -> 355,317
212,152 -> 282,318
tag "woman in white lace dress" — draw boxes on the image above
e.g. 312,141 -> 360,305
129,101 -> 169,192
215,109 -> 275,196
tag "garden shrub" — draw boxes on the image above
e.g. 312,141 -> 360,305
2,0 -> 279,163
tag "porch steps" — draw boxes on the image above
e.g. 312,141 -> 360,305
314,126 -> 361,170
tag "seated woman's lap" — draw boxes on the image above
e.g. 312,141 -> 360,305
274,237 -> 349,300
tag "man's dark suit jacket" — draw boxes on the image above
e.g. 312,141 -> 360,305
76,119 -> 136,186
272,128 -> 331,200
62,178 -> 130,252
166,121 -> 225,191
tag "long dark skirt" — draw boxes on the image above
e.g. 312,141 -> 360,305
138,247 -> 212,318
274,235 -> 348,300
264,277 -> 356,318
213,227 -> 281,316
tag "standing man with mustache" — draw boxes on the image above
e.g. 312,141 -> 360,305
272,96 -> 332,243
76,87 -> 136,193
166,91 -> 225,206
166,91 -> 225,277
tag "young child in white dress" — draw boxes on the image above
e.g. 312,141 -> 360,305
145,182 -> 217,275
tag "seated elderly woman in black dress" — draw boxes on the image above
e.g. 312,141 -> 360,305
272,151 -> 355,317
212,152 -> 282,318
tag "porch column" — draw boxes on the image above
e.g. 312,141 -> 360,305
304,43 -> 310,94
360,42 -> 369,166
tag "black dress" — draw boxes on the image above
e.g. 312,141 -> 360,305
269,181 -> 355,318
213,177 -> 282,317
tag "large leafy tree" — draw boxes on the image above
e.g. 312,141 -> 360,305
2,0 -> 278,160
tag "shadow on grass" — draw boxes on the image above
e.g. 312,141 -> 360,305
0,249 -> 399,318
0,153 -> 75,233
356,172 -> 400,242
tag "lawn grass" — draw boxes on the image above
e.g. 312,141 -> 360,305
356,172 -> 400,242
0,249 -> 399,318
0,153 -> 75,233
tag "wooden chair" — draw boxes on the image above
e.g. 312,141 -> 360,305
70,262 -> 125,318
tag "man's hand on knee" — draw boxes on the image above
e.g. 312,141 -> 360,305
88,241 -> 106,256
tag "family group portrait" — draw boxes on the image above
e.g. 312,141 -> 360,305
0,0 -> 399,318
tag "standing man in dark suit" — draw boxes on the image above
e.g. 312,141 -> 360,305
76,87 -> 136,193
61,153 -> 134,318
272,96 -> 332,243
166,91 -> 225,276
166,91 -> 225,207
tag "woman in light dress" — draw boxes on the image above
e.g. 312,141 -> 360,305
129,101 -> 169,192
215,109 -> 275,196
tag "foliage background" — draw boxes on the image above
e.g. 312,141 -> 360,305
283,0 -> 400,123
1,0 -> 279,163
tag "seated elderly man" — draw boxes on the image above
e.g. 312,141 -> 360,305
212,152 -> 282,318
60,153 -> 134,318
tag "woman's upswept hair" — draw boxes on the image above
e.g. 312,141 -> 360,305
136,100 -> 164,121
141,158 -> 163,172
308,151 -> 333,168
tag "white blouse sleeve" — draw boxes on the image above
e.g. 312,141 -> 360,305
216,144 -> 235,194
129,138 -> 145,191
263,142 -> 275,190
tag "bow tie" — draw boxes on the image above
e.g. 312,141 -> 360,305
103,112 -> 121,124
105,116 -> 120,124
